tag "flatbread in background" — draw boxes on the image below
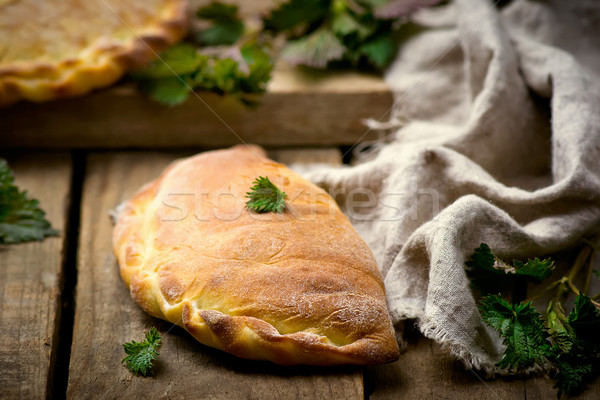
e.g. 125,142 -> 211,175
0,0 -> 188,106
113,145 -> 399,366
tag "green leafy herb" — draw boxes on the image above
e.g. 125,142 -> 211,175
131,43 -> 273,106
196,2 -> 244,46
0,159 -> 58,245
470,243 -> 600,397
122,327 -> 162,376
358,36 -> 397,68
245,176 -> 287,213
553,355 -> 594,398
567,293 -> 600,352
465,243 -> 554,294
281,28 -> 346,68
137,76 -> 191,106
263,0 -> 329,32
131,0 -> 443,105
479,295 -> 550,371
266,0 -> 435,70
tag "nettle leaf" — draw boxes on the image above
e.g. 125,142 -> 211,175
513,257 -> 555,283
479,295 -> 550,371
197,20 -> 244,46
197,2 -> 244,46
196,2 -> 237,20
567,294 -> 600,352
138,76 -> 191,106
359,35 -> 396,68
465,243 -> 508,294
240,44 -> 274,93
132,42 -> 273,106
122,327 -> 162,376
245,176 -> 287,213
332,11 -> 371,38
281,28 -> 346,68
465,243 -> 554,294
553,355 -> 595,398
130,44 -> 200,79
264,0 -> 329,32
0,159 -> 58,245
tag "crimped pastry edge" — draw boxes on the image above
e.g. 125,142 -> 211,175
0,0 -> 188,106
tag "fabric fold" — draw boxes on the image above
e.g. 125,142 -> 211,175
302,0 -> 600,373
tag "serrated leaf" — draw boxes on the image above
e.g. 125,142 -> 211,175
138,76 -> 190,106
240,44 -> 274,93
197,20 -> 244,46
130,44 -> 200,79
281,28 -> 346,68
122,327 -> 162,376
567,294 -> 600,352
196,2 -> 244,46
513,257 -> 555,282
466,244 -> 555,294
553,355 -> 594,398
359,35 -> 396,68
0,159 -> 58,245
332,11 -> 371,38
465,243 -> 508,294
263,0 -> 329,32
479,295 -> 550,371
245,176 -> 287,213
196,2 -> 238,20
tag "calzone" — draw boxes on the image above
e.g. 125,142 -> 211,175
113,145 -> 399,365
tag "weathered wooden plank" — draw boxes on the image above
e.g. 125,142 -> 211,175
0,154 -> 72,399
0,66 -> 391,148
524,376 -> 599,399
268,148 -> 343,166
366,323 -> 525,400
67,149 -> 363,399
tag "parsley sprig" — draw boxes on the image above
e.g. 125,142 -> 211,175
245,176 -> 287,213
0,159 -> 58,245
467,242 -> 600,397
122,327 -> 162,376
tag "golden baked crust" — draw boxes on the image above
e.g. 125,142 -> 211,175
0,0 -> 188,106
113,145 -> 399,365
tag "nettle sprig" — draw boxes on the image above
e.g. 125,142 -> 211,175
130,2 -> 273,106
130,0 -> 443,105
266,0 -> 442,69
466,242 -> 600,398
0,159 -> 57,245
245,176 -> 287,213
122,327 -> 162,376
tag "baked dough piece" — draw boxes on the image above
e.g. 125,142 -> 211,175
0,0 -> 187,106
113,145 -> 399,365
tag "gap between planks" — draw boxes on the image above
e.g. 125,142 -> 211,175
0,153 -> 72,400
1,149 -> 589,399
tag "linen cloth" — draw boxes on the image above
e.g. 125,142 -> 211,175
301,0 -> 600,372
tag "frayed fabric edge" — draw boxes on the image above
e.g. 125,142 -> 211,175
418,318 -> 549,377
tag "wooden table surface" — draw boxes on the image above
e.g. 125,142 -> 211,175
1,148 -> 598,400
